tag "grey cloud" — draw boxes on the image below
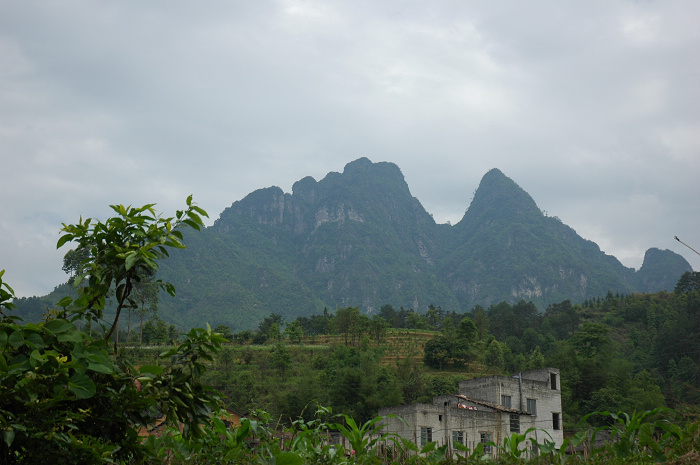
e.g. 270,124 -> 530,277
0,0 -> 698,297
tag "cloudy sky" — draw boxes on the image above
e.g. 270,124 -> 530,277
1,1 -> 699,298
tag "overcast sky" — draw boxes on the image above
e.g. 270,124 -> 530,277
1,1 -> 699,298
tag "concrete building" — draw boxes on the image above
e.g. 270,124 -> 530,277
378,367 -> 563,458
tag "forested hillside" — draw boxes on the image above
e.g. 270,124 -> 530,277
150,271 -> 700,428
154,158 -> 691,330
11,158 -> 693,333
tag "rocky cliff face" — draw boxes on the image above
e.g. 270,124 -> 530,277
158,158 -> 692,330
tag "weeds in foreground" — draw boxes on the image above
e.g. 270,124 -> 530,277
146,406 -> 699,464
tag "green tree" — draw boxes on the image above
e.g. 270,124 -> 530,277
440,316 -> 456,340
571,322 -> 610,357
379,304 -> 398,327
141,318 -> 157,344
334,307 -> 361,345
426,304 -> 443,330
395,355 -> 425,403
527,346 -> 546,369
406,311 -> 429,330
213,324 -> 233,341
270,342 -> 291,373
484,339 -> 505,370
233,329 -> 253,344
521,327 -> 542,353
0,198 -> 225,464
284,320 -> 304,343
131,271 -> 159,344
486,301 -> 513,340
626,370 -> 666,412
142,316 -> 178,344
472,304 -> 489,340
674,271 -> 700,293
57,196 -> 208,344
256,313 -> 283,344
267,322 -> 282,343
61,247 -> 90,291
668,356 -> 699,403
423,335 -> 451,369
544,299 -> 580,340
511,300 -> 540,338
369,315 -> 389,344
451,338 -> 475,368
457,316 -> 478,343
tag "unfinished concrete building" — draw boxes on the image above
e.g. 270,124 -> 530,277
378,367 -> 563,458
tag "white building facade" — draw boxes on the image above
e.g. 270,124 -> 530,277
378,368 -> 563,458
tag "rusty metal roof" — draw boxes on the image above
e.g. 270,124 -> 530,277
454,394 -> 531,415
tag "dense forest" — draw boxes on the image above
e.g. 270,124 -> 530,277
134,270 -> 699,431
11,258 -> 699,433
15,271 -> 699,429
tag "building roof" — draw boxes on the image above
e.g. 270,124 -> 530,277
454,394 -> 531,415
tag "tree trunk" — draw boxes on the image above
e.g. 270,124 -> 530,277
140,313 -> 144,344
126,308 -> 132,342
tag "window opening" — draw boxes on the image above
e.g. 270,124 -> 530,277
421,427 -> 433,446
550,373 -> 557,390
501,395 -> 511,408
452,430 -> 464,446
552,412 -> 560,430
510,414 -> 520,433
480,432 -> 492,454
527,398 -> 537,415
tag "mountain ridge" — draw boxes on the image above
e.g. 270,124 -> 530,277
149,158 -> 693,330
16,158 -> 690,330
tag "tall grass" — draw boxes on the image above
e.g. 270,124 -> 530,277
146,406 -> 699,464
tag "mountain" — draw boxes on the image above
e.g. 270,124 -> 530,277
441,168 -> 639,307
636,247 -> 694,293
150,158 -> 693,331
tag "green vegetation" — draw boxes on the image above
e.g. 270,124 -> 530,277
12,161 -> 693,335
2,190 -> 699,463
0,198 -> 225,464
133,404 -> 700,464
151,160 -> 692,331
174,277 -> 697,430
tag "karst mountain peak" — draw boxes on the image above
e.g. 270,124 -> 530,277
146,158 -> 692,330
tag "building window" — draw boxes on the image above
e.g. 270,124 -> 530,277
510,414 -> 520,433
452,430 -> 464,446
421,427 -> 433,446
552,412 -> 560,430
550,373 -> 558,390
527,398 -> 537,415
501,395 -> 511,408
480,432 -> 492,454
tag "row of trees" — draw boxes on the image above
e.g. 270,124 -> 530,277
206,271 -> 698,428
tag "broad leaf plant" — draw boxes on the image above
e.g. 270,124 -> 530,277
0,198 -> 225,464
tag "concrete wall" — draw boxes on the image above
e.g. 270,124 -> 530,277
379,403 -> 511,458
379,403 -> 553,458
458,368 -> 563,446
379,367 -> 564,458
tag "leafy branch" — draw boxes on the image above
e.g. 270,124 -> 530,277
56,195 -> 208,342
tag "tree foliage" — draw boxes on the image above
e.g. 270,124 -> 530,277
56,196 -> 208,342
0,198 -> 225,464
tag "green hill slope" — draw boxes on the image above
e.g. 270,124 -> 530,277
15,158 -> 691,331
153,159 -> 691,330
